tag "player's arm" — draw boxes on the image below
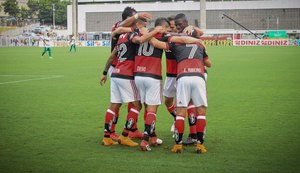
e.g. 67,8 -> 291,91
183,25 -> 204,38
112,27 -> 133,37
169,35 -> 203,45
149,37 -> 168,50
204,58 -> 212,68
100,49 -> 118,86
193,26 -> 204,37
203,48 -> 212,67
132,26 -> 164,44
118,12 -> 152,27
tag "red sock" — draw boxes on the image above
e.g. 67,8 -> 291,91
167,104 -> 175,113
144,112 -> 156,136
167,104 -> 176,120
196,114 -> 206,144
196,114 -> 206,133
175,115 -> 185,144
122,108 -> 140,136
143,109 -> 148,122
187,105 -> 197,138
110,109 -> 119,133
104,109 -> 115,137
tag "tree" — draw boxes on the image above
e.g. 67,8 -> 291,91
20,6 -> 30,20
37,0 -> 68,26
1,0 -> 20,26
55,0 -> 68,26
27,0 -> 40,19
1,0 -> 20,19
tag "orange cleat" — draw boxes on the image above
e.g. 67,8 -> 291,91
102,137 -> 118,146
171,144 -> 183,153
195,143 -> 207,154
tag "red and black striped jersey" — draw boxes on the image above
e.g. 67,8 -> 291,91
111,30 -> 139,80
134,33 -> 169,80
165,50 -> 177,77
168,42 -> 209,80
185,29 -> 208,74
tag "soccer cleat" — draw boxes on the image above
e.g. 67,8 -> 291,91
140,140 -> 151,151
49,57 -> 53,59
182,136 -> 197,145
118,135 -> 138,147
110,132 -> 119,141
102,137 -> 118,146
128,130 -> 144,139
171,144 -> 183,153
150,137 -> 163,146
195,143 -> 207,154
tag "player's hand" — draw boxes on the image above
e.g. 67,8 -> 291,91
154,26 -> 164,33
100,75 -> 107,86
183,25 -> 194,35
197,39 -> 206,48
139,27 -> 148,35
137,12 -> 152,21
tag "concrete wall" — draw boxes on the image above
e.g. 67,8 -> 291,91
67,0 -> 300,33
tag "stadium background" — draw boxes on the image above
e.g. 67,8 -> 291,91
67,0 -> 300,43
1,1 -> 300,173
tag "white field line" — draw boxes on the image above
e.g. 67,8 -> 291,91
0,75 -> 64,85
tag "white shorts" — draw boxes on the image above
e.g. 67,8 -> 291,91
134,76 -> 162,105
110,77 -> 139,103
176,76 -> 207,108
108,65 -> 114,77
163,77 -> 177,98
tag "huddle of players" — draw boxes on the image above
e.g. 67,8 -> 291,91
100,7 -> 212,154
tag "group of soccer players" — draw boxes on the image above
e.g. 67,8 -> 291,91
100,6 -> 211,153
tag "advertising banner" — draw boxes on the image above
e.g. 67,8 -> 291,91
233,39 -> 300,46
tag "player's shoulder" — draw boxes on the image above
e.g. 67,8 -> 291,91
111,21 -> 122,31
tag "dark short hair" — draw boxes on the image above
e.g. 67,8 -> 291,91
122,6 -> 137,21
167,16 -> 175,22
175,13 -> 187,21
155,17 -> 170,27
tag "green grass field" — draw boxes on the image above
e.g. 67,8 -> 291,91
0,46 -> 300,173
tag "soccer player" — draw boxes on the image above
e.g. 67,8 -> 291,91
69,35 -> 76,53
164,16 -> 204,136
100,19 -> 164,146
174,13 -> 207,145
40,32 -> 53,59
149,34 -> 212,153
102,7 -> 152,142
137,17 -> 204,151
162,16 -> 178,136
